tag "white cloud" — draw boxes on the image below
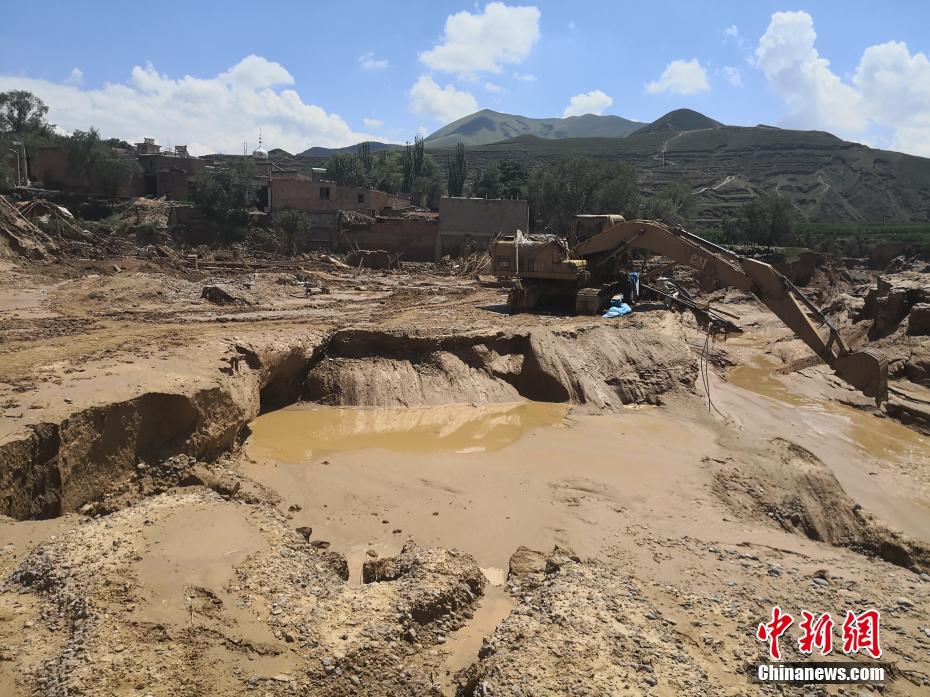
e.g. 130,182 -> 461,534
723,24 -> 748,50
484,81 -> 506,94
755,11 -> 865,134
419,2 -> 541,79
513,72 -> 537,81
362,117 -> 383,129
64,68 -> 83,86
645,59 -> 710,95
408,75 -> 479,124
358,52 -> 389,70
755,11 -> 930,155
0,55 -> 382,155
723,66 -> 743,87
562,90 -> 613,117
568,21 -> 576,30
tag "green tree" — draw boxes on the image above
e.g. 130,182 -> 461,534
0,90 -> 51,135
446,142 -> 466,197
719,194 -> 795,246
355,142 -> 374,188
527,155 -> 640,231
473,159 -> 529,199
325,152 -> 365,186
190,158 -> 257,231
372,151 -> 402,194
274,209 -> 313,254
641,181 -> 697,226
66,127 -> 141,199
411,155 -> 444,208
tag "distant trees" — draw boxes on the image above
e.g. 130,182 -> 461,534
528,155 -> 640,231
446,142 -> 466,197
190,158 -> 257,238
0,90 -> 51,136
66,127 -> 142,199
473,159 -> 528,200
325,152 -> 365,187
641,181 -> 697,227
721,194 -> 795,245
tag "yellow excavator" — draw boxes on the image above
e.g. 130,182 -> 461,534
490,217 -> 888,403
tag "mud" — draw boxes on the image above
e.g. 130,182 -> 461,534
2,247 -> 930,695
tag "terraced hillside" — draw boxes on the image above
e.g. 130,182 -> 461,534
429,126 -> 930,225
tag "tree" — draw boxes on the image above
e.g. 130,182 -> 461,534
325,152 -> 365,186
355,142 -> 374,188
274,209 -> 313,254
190,158 -> 257,232
446,142 -> 466,197
473,160 -> 529,199
0,91 -> 51,135
411,154 -> 444,208
65,127 -> 141,199
719,194 -> 795,246
527,155 -> 640,231
401,135 -> 426,195
641,181 -> 697,226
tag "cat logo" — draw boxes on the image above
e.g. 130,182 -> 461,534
689,253 -> 708,270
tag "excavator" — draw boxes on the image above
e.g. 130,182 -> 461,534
490,216 -> 888,403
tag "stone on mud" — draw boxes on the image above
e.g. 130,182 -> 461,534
909,303 -> 930,335
201,284 -> 256,306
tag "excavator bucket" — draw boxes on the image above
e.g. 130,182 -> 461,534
833,348 -> 888,404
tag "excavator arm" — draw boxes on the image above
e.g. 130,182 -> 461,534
574,220 -> 888,402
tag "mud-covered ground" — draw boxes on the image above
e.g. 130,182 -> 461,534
1,240 -> 929,696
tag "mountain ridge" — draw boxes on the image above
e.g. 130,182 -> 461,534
423,108 -> 643,148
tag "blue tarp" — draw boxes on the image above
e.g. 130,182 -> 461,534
602,302 -> 632,318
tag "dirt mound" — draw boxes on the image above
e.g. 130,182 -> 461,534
304,322 -> 697,409
458,547 -> 719,696
712,438 -> 930,573
0,336 -> 322,520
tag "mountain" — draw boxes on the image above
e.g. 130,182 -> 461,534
631,108 -> 723,136
427,126 -> 930,225
298,141 -> 400,158
424,109 -> 642,148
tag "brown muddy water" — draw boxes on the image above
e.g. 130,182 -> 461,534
247,401 -> 569,460
724,357 -> 930,541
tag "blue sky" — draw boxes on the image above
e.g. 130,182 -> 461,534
2,1 -> 929,156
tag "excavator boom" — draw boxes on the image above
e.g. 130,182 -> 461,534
573,220 -> 888,402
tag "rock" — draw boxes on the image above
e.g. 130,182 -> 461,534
920,573 -> 930,583
320,550 -> 350,581
201,284 -> 256,306
295,527 -> 313,541
272,674 -> 291,682
897,597 -> 915,609
874,287 -> 909,333
908,304 -> 930,335
507,546 -> 547,585
813,577 -> 829,587
310,540 -> 331,549
180,465 -> 240,497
